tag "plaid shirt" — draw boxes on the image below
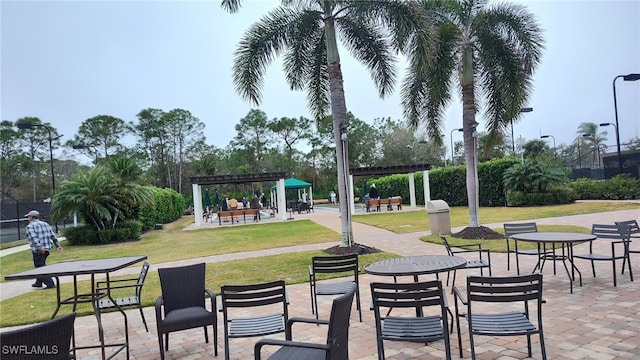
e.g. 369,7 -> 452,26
26,219 -> 58,252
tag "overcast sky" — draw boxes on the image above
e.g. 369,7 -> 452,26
2,0 -> 639,160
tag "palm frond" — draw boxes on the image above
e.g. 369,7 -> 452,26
233,7 -> 300,105
306,32 -> 330,122
220,0 -> 242,14
336,16 -> 396,98
282,10 -> 323,91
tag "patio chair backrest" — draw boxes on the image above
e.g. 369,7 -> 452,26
591,223 -> 630,240
504,222 -> 538,238
467,273 -> 543,304
136,261 -> 150,298
158,263 -> 206,314
616,220 -> 640,238
311,253 -> 359,276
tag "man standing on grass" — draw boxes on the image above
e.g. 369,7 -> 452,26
25,210 -> 62,289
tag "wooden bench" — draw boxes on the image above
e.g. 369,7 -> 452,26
366,199 -> 381,212
218,209 -> 260,225
366,197 -> 402,212
380,197 -> 402,211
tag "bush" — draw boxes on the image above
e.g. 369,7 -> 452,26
568,174 -> 640,200
64,220 -> 143,245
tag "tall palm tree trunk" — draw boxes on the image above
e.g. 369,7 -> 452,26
325,13 -> 353,247
462,49 -> 480,227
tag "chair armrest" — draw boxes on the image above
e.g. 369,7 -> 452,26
96,282 -> 142,291
285,317 -> 329,339
155,295 -> 164,321
95,278 -> 138,289
441,288 -> 450,309
308,265 -> 314,277
254,338 -> 329,360
457,243 -> 481,250
205,289 -> 217,312
453,286 -> 467,305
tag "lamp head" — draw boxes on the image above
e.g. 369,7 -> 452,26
599,123 -> 613,127
582,133 -> 592,138
540,135 -> 550,139
520,107 -> 533,113
623,73 -> 640,81
16,123 -> 35,130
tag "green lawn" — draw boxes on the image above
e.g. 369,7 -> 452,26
352,202 -> 639,233
0,219 -> 340,282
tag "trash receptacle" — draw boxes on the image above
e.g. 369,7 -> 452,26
426,200 -> 451,235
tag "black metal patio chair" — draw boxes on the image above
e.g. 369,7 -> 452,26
221,280 -> 289,360
96,261 -> 150,332
453,274 -> 546,360
616,219 -> 639,274
440,235 -> 491,292
573,223 -> 633,286
370,280 -> 452,360
504,222 -> 554,275
309,253 -> 362,322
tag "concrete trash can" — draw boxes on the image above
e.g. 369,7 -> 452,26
426,200 -> 451,235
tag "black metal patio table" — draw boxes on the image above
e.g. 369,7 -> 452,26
364,255 -> 467,281
511,232 -> 595,293
5,255 -> 148,360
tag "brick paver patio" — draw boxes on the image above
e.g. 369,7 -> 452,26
2,204 -> 639,359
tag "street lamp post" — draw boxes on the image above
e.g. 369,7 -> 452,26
540,135 -> 556,158
599,122 -> 618,173
513,107 -> 533,153
450,128 -> 463,165
17,123 -> 58,231
407,140 -> 428,164
612,73 -> 640,175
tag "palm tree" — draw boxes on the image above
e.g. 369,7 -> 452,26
223,0 -> 430,246
403,0 -> 544,227
577,122 -> 607,168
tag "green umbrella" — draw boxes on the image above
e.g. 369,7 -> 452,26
214,190 -> 220,206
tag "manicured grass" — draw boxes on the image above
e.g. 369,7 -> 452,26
352,202 -> 639,234
419,224 -> 592,252
0,219 -> 340,282
0,250 -> 395,327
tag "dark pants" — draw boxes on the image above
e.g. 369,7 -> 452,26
32,251 -> 55,287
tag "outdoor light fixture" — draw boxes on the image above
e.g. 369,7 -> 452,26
16,122 -> 59,231
512,107 -> 534,152
540,134 -> 556,158
612,73 -> 640,174
450,128 -> 463,165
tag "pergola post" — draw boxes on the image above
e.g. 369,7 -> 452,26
276,179 -> 287,220
193,183 -> 203,226
408,173 -> 417,208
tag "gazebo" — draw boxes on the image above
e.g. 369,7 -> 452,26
270,177 -> 313,206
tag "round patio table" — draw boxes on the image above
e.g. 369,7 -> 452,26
365,255 -> 467,281
511,232 -> 595,293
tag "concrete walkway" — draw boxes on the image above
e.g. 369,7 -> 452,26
2,204 -> 639,359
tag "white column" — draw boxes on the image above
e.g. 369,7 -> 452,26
349,175 -> 355,214
409,173 -> 417,208
277,179 -> 287,220
192,183 -> 203,226
423,170 -> 431,203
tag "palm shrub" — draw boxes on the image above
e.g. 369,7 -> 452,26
503,159 -> 573,205
569,174 -> 640,200
51,159 -> 155,244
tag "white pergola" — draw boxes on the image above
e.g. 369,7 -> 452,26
189,172 -> 288,226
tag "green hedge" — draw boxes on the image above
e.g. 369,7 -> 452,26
368,158 -> 520,207
137,187 -> 186,229
568,174 -> 640,200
